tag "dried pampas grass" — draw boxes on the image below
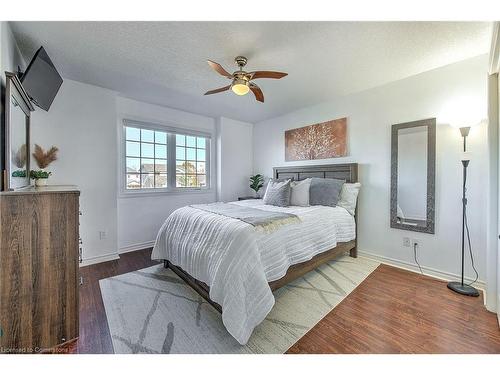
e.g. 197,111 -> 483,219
12,144 -> 27,168
33,144 -> 59,169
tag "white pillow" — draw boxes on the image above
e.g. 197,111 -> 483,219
290,178 -> 311,206
337,182 -> 361,215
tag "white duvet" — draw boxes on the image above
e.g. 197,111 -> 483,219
151,199 -> 355,345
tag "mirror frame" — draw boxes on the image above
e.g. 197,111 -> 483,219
4,71 -> 34,191
390,118 -> 436,234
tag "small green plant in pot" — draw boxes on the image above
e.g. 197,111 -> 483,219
31,144 -> 58,187
249,174 -> 264,198
30,170 -> 52,186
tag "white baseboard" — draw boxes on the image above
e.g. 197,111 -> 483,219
79,241 -> 154,267
358,250 -> 486,293
80,252 -> 120,267
119,240 -> 155,254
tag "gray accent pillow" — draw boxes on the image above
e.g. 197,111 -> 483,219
309,178 -> 345,207
263,179 -> 292,207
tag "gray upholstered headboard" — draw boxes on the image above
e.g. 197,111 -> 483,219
273,163 -> 358,183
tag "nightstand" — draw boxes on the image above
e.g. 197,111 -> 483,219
238,196 -> 260,201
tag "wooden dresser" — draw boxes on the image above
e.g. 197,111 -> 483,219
0,186 -> 80,353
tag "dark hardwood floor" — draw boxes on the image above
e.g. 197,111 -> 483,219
75,248 -> 157,354
287,264 -> 500,354
71,249 -> 500,354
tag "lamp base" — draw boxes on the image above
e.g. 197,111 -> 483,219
447,281 -> 480,297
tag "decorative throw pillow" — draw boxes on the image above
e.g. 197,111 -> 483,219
309,178 -> 345,207
290,178 -> 311,206
337,182 -> 361,215
263,179 -> 292,207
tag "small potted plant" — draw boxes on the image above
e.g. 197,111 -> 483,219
31,144 -> 58,187
249,174 -> 264,198
30,169 -> 52,186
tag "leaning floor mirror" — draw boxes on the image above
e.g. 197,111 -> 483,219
390,118 -> 436,234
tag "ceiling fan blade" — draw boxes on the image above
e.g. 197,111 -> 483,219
249,71 -> 288,80
249,83 -> 264,103
207,60 -> 233,78
204,85 -> 231,95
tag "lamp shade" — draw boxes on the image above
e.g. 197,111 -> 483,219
439,94 -> 486,129
459,127 -> 471,137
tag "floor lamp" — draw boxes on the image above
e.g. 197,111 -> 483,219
447,126 -> 480,297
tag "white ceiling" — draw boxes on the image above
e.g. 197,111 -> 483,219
10,21 -> 491,123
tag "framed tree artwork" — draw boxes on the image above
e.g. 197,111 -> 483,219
285,117 -> 347,161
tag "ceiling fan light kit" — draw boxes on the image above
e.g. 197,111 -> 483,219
204,56 -> 288,103
231,78 -> 250,95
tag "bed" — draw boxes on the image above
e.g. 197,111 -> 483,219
152,163 -> 358,344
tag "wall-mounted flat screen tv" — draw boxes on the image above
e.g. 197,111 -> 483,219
21,46 -> 63,111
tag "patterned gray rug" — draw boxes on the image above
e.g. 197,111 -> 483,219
99,255 -> 379,353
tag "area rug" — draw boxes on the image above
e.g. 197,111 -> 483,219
99,255 -> 379,354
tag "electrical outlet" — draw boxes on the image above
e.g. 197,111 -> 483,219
99,231 -> 107,240
403,237 -> 411,247
412,239 -> 421,248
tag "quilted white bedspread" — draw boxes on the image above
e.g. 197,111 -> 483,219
151,199 -> 355,345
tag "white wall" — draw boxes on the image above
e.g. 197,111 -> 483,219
216,117 -> 253,202
0,22 -> 25,82
30,79 -> 118,263
116,97 -> 217,252
254,54 -> 489,282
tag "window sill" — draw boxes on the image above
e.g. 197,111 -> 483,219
118,188 -> 215,199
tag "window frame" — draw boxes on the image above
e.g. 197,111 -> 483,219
119,119 -> 212,197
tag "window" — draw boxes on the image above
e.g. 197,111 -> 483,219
125,126 -> 168,190
175,134 -> 207,188
123,121 -> 210,193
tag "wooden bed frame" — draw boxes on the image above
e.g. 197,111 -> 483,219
165,163 -> 359,313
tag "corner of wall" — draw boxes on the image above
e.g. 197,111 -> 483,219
215,117 -> 223,201
216,116 -> 254,202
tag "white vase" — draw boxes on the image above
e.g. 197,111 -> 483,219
35,178 -> 48,187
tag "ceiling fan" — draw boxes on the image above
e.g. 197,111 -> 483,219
204,56 -> 287,103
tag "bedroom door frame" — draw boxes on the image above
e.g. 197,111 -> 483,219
488,21 -> 500,325
496,70 -> 500,326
